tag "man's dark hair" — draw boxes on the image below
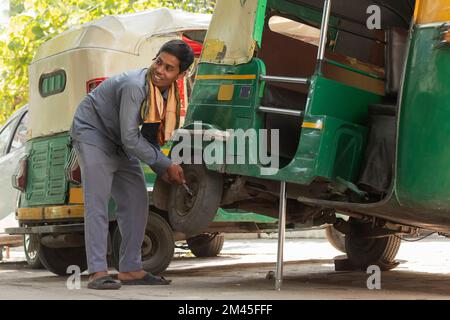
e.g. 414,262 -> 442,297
157,39 -> 194,73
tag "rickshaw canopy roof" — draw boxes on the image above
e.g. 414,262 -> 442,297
32,8 -> 211,63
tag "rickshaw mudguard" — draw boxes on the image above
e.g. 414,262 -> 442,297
275,74 -> 381,186
293,75 -> 381,184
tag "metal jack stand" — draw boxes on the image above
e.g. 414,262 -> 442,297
275,181 -> 287,290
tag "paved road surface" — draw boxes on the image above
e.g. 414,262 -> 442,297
0,237 -> 449,300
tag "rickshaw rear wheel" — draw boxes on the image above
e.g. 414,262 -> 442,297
168,164 -> 223,237
38,244 -> 87,276
23,234 -> 44,269
325,226 -> 346,253
111,211 -> 174,275
187,233 -> 225,257
345,233 -> 401,271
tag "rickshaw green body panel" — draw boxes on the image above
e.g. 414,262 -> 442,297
143,165 -> 157,189
187,60 -> 265,131
21,133 -> 71,207
213,209 -> 277,223
396,25 -> 450,211
186,61 -> 381,185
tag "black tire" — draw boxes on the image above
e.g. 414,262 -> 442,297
345,233 -> 401,271
325,226 -> 346,253
23,234 -> 44,269
38,244 -> 87,276
187,233 -> 225,257
168,164 -> 223,237
112,211 -> 174,275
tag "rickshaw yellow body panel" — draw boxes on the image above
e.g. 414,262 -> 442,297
414,0 -> 450,24
17,206 -> 84,220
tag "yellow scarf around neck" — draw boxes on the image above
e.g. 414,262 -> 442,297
140,69 -> 181,146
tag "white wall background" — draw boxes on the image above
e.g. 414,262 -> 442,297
0,0 -> 10,27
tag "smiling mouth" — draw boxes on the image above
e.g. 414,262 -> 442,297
153,74 -> 164,82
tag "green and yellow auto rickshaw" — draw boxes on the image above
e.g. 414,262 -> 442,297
6,8 -> 282,276
156,0 -> 450,270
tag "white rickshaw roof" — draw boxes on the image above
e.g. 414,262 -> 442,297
32,8 -> 211,62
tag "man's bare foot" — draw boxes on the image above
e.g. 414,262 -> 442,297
89,271 -> 109,282
117,270 -> 148,281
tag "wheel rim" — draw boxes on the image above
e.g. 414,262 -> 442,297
24,234 -> 38,261
141,234 -> 155,257
174,173 -> 199,217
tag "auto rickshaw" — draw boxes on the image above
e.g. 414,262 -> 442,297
155,0 -> 450,271
6,8 -> 283,276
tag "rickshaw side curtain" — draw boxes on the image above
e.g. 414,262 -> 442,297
201,0 -> 259,65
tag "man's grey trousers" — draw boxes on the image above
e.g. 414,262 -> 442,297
73,141 -> 148,274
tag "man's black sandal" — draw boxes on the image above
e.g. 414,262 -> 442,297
121,273 -> 171,285
87,275 -> 122,290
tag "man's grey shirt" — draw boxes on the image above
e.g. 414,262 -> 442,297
70,68 -> 172,176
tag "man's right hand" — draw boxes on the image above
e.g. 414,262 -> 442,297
165,164 -> 185,185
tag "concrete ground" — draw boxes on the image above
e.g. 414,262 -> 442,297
0,236 -> 450,300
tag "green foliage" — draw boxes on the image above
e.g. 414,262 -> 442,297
10,0 -> 25,16
0,0 -> 215,125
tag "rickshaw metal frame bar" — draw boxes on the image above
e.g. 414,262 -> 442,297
317,0 -> 332,61
418,22 -> 450,29
258,106 -> 304,117
275,181 -> 287,290
260,75 -> 309,84
5,223 -> 85,235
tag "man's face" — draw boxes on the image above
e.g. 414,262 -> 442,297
149,51 -> 185,90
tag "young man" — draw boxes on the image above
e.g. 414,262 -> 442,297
70,40 -> 192,290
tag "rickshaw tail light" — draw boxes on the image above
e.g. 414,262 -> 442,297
86,77 -> 108,93
12,157 -> 28,192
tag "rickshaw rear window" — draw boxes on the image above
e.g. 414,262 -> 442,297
39,70 -> 66,97
268,16 -> 321,47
